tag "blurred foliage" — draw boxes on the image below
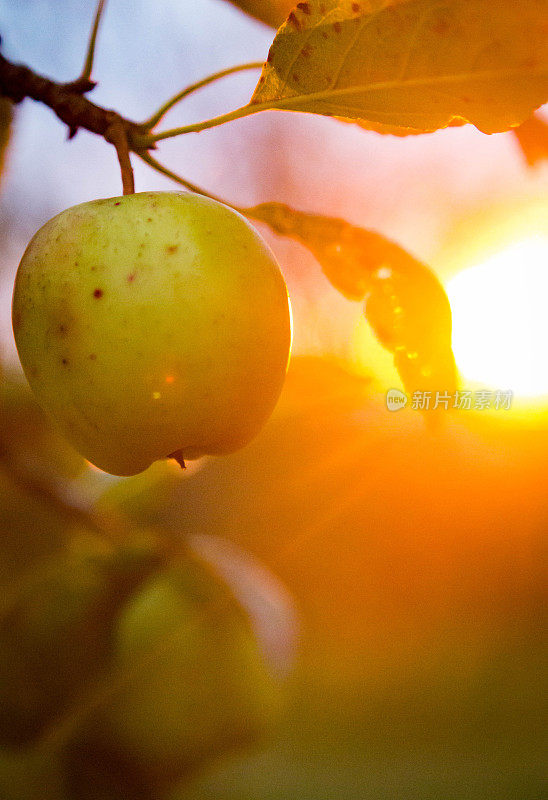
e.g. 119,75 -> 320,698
0,376 -> 86,486
0,344 -> 546,798
0,531 -> 165,748
0,367 -> 287,798
73,559 -> 278,786
0,747 -> 65,800
119,355 -> 545,800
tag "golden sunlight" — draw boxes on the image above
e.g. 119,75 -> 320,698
446,236 -> 548,398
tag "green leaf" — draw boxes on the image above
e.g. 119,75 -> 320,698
250,0 -> 548,135
246,201 -> 457,396
219,0 -> 296,28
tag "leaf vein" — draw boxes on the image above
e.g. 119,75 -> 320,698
276,64 -> 547,110
329,10 -> 381,90
281,4 -> 341,90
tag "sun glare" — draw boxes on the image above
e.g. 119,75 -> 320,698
446,236 -> 548,399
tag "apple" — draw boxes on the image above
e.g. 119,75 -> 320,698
71,557 -> 281,786
0,534 -> 284,793
12,192 -> 292,475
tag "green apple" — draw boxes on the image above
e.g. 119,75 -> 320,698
72,557 -> 281,786
12,192 -> 291,475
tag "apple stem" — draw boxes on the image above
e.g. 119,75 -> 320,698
105,121 -> 135,195
168,451 -> 187,470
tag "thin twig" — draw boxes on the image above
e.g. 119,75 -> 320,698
81,0 -> 108,83
0,49 -> 263,153
144,102 -> 262,144
136,150 -> 241,209
141,61 -> 263,130
136,151 -> 276,231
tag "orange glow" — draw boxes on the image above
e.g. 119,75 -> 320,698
165,375 -> 175,384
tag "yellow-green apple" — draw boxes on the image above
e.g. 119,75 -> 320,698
12,192 -> 291,475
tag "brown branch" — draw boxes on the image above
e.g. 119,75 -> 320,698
0,50 -> 151,161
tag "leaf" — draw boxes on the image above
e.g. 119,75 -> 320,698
246,201 -> 457,396
512,112 -> 548,166
250,0 -> 548,135
219,0 -> 296,28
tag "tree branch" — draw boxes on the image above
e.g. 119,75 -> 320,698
0,50 -> 150,151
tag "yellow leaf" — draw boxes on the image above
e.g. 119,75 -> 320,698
512,112 -> 548,166
251,0 -> 548,135
220,0 -> 296,28
246,201 -> 457,397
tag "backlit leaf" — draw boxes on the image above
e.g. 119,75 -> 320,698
219,0 -> 295,28
246,201 -> 457,396
250,0 -> 548,135
512,112 -> 548,166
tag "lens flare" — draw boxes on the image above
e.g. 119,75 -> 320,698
446,236 -> 548,398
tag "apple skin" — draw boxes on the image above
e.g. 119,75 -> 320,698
12,192 -> 291,475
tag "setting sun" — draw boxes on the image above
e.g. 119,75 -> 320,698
446,236 -> 548,398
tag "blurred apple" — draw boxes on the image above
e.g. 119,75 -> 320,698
74,555 -> 282,787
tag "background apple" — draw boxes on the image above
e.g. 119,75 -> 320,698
12,192 -> 292,475
69,557 -> 281,789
